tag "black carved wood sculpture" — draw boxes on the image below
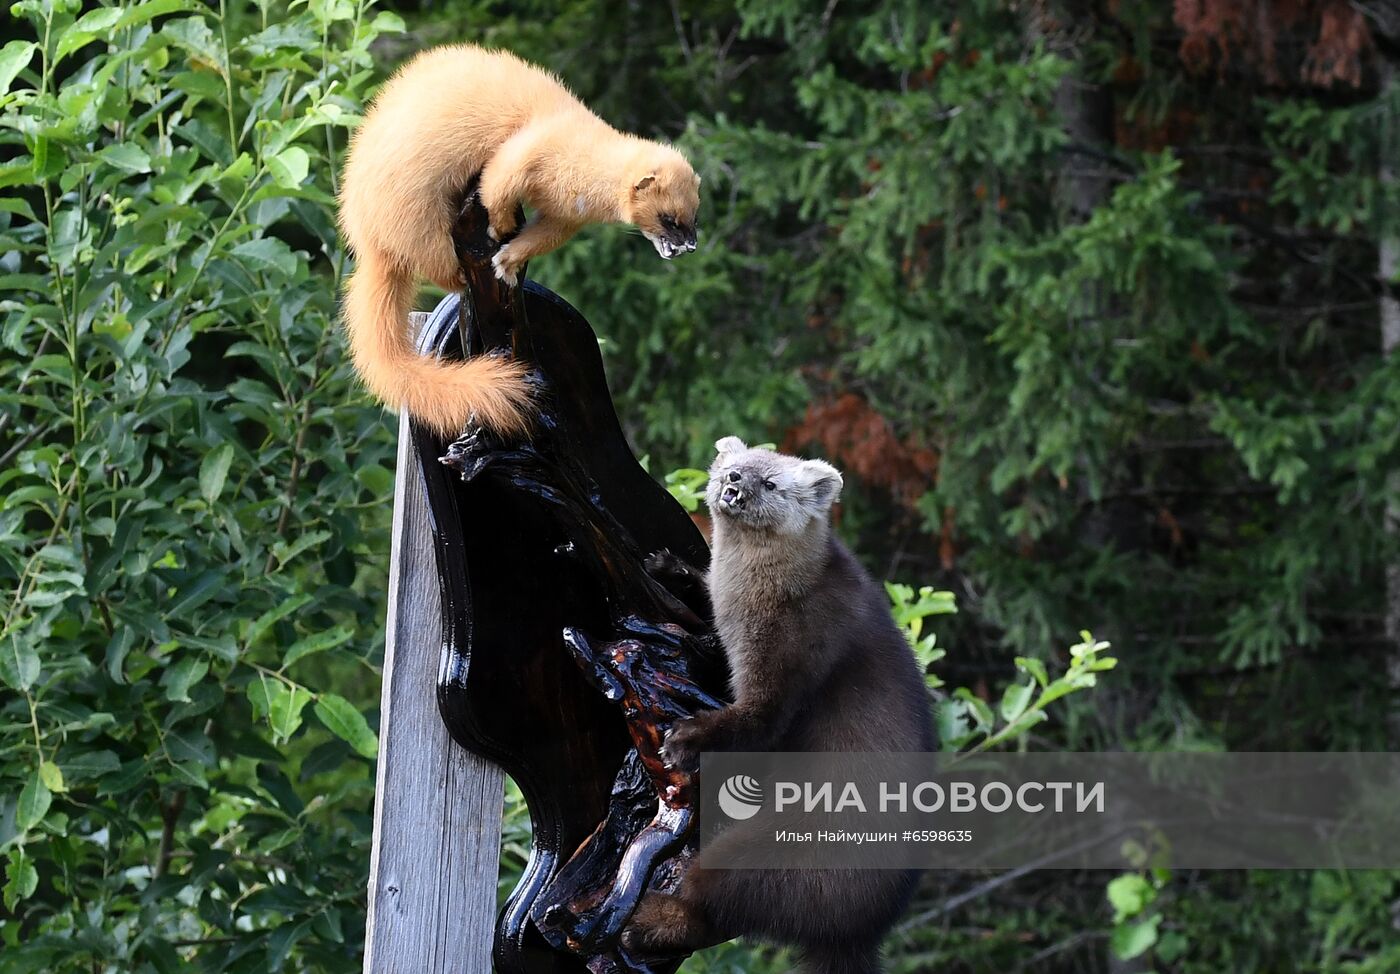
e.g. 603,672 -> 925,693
409,185 -> 728,974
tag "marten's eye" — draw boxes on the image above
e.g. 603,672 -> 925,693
659,214 -> 678,231
762,479 -> 776,491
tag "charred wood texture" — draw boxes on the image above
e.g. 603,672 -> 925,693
410,182 -> 727,974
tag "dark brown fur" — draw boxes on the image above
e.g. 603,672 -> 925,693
622,440 -> 935,974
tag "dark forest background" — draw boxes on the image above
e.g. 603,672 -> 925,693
2,1 -> 1399,971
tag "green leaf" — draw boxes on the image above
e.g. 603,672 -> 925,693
31,135 -> 47,182
312,906 -> 344,943
198,444 -> 235,503
314,693 -> 377,759
266,918 -> 314,971
0,41 -> 35,96
116,0 -> 201,33
37,760 -> 65,794
17,772 -> 52,831
165,726 -> 216,767
56,8 -> 123,59
369,10 -> 406,33
249,678 -> 312,743
1110,914 -> 1160,961
269,682 -> 313,742
245,594 -> 315,647
283,625 -> 354,669
935,699 -> 971,747
268,146 -> 309,189
1106,873 -> 1155,921
0,196 -> 35,219
355,464 -> 394,496
1014,656 -> 1049,688
231,237 -> 297,278
998,681 -> 1033,723
172,69 -> 226,101
3,849 -> 37,911
99,142 -> 152,174
246,677 -> 272,719
166,570 -> 225,620
1156,930 -> 1189,964
105,627 -> 134,684
161,654 -> 209,702
270,529 -> 331,568
0,635 -> 40,690
952,688 -> 993,730
59,749 -> 120,783
220,152 -> 255,182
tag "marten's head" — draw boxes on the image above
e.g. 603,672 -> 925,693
628,148 -> 700,260
705,437 -> 843,535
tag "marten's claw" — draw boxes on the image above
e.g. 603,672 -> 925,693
440,440 -> 494,482
618,927 -> 649,955
644,549 -> 680,578
440,420 -> 512,480
660,719 -> 703,771
644,549 -> 704,585
491,246 -> 520,286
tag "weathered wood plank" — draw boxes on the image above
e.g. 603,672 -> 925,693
365,311 -> 505,974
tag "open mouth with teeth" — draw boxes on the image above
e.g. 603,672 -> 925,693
647,215 -> 698,260
646,231 -> 698,260
719,484 -> 745,510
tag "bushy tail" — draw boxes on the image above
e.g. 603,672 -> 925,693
342,250 -> 533,436
798,943 -> 881,974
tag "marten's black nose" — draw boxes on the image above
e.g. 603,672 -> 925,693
726,470 -> 742,483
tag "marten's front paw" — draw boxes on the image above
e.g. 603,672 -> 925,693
620,924 -> 668,956
619,924 -> 673,956
660,717 -> 708,770
487,215 -> 518,244
440,422 -> 507,481
491,245 -> 521,286
644,549 -> 686,580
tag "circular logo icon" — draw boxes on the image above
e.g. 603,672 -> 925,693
717,774 -> 763,820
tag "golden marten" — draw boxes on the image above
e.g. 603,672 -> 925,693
338,44 -> 701,436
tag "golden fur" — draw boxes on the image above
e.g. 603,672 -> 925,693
338,44 -> 701,436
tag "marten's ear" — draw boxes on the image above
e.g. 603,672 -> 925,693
715,436 -> 747,457
797,459 -> 843,510
634,173 -> 657,193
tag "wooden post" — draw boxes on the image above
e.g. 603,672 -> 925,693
365,312 -> 505,974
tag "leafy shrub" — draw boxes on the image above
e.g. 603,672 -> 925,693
0,1 -> 403,969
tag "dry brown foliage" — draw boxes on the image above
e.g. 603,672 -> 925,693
785,393 -> 939,509
1173,0 -> 1372,88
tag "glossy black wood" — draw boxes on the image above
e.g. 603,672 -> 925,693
409,192 -> 725,974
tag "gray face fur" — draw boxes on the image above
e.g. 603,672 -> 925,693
704,437 -> 843,534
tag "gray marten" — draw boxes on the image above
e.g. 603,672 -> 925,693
623,437 -> 935,974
